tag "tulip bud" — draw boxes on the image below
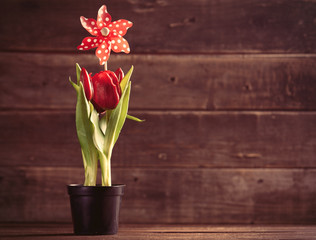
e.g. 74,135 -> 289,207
80,68 -> 93,101
115,68 -> 124,83
91,71 -> 121,113
80,68 -> 124,113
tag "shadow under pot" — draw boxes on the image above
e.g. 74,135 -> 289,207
67,184 -> 125,235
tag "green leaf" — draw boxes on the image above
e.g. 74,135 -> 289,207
88,104 -> 111,186
120,65 -> 133,92
127,114 -> 145,122
103,66 -> 134,154
75,82 -> 98,186
99,113 -> 108,135
69,77 -> 79,92
103,76 -> 132,158
76,63 -> 81,85
113,82 -> 131,144
89,102 -> 105,153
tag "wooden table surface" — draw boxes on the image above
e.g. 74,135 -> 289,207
1,224 -> 316,240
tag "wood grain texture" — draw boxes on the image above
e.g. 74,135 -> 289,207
1,0 -> 316,226
0,167 -> 315,224
1,53 -> 316,110
1,224 -> 316,240
1,0 -> 316,53
0,111 -> 315,168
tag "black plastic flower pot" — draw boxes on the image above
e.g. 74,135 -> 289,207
67,184 -> 125,235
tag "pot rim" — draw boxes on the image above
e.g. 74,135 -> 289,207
68,183 -> 125,187
67,184 -> 125,196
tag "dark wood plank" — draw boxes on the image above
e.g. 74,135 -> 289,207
1,110 -> 316,168
0,167 -> 315,224
1,53 -> 316,110
1,0 -> 316,53
1,111 -> 316,168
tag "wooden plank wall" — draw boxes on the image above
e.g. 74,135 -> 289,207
0,0 -> 316,224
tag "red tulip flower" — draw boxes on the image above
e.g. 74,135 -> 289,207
77,5 -> 133,65
80,67 -> 125,113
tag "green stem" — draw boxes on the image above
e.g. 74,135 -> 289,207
84,163 -> 98,186
82,150 -> 98,186
99,153 -> 111,186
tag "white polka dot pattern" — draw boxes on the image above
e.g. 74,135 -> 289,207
109,35 -> 130,53
97,5 -> 112,28
77,5 -> 133,65
109,20 -> 132,37
95,42 -> 111,65
80,17 -> 100,36
78,37 -> 102,50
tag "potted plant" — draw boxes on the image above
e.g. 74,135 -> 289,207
67,4 -> 141,235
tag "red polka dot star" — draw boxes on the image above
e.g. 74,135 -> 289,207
77,5 -> 133,65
